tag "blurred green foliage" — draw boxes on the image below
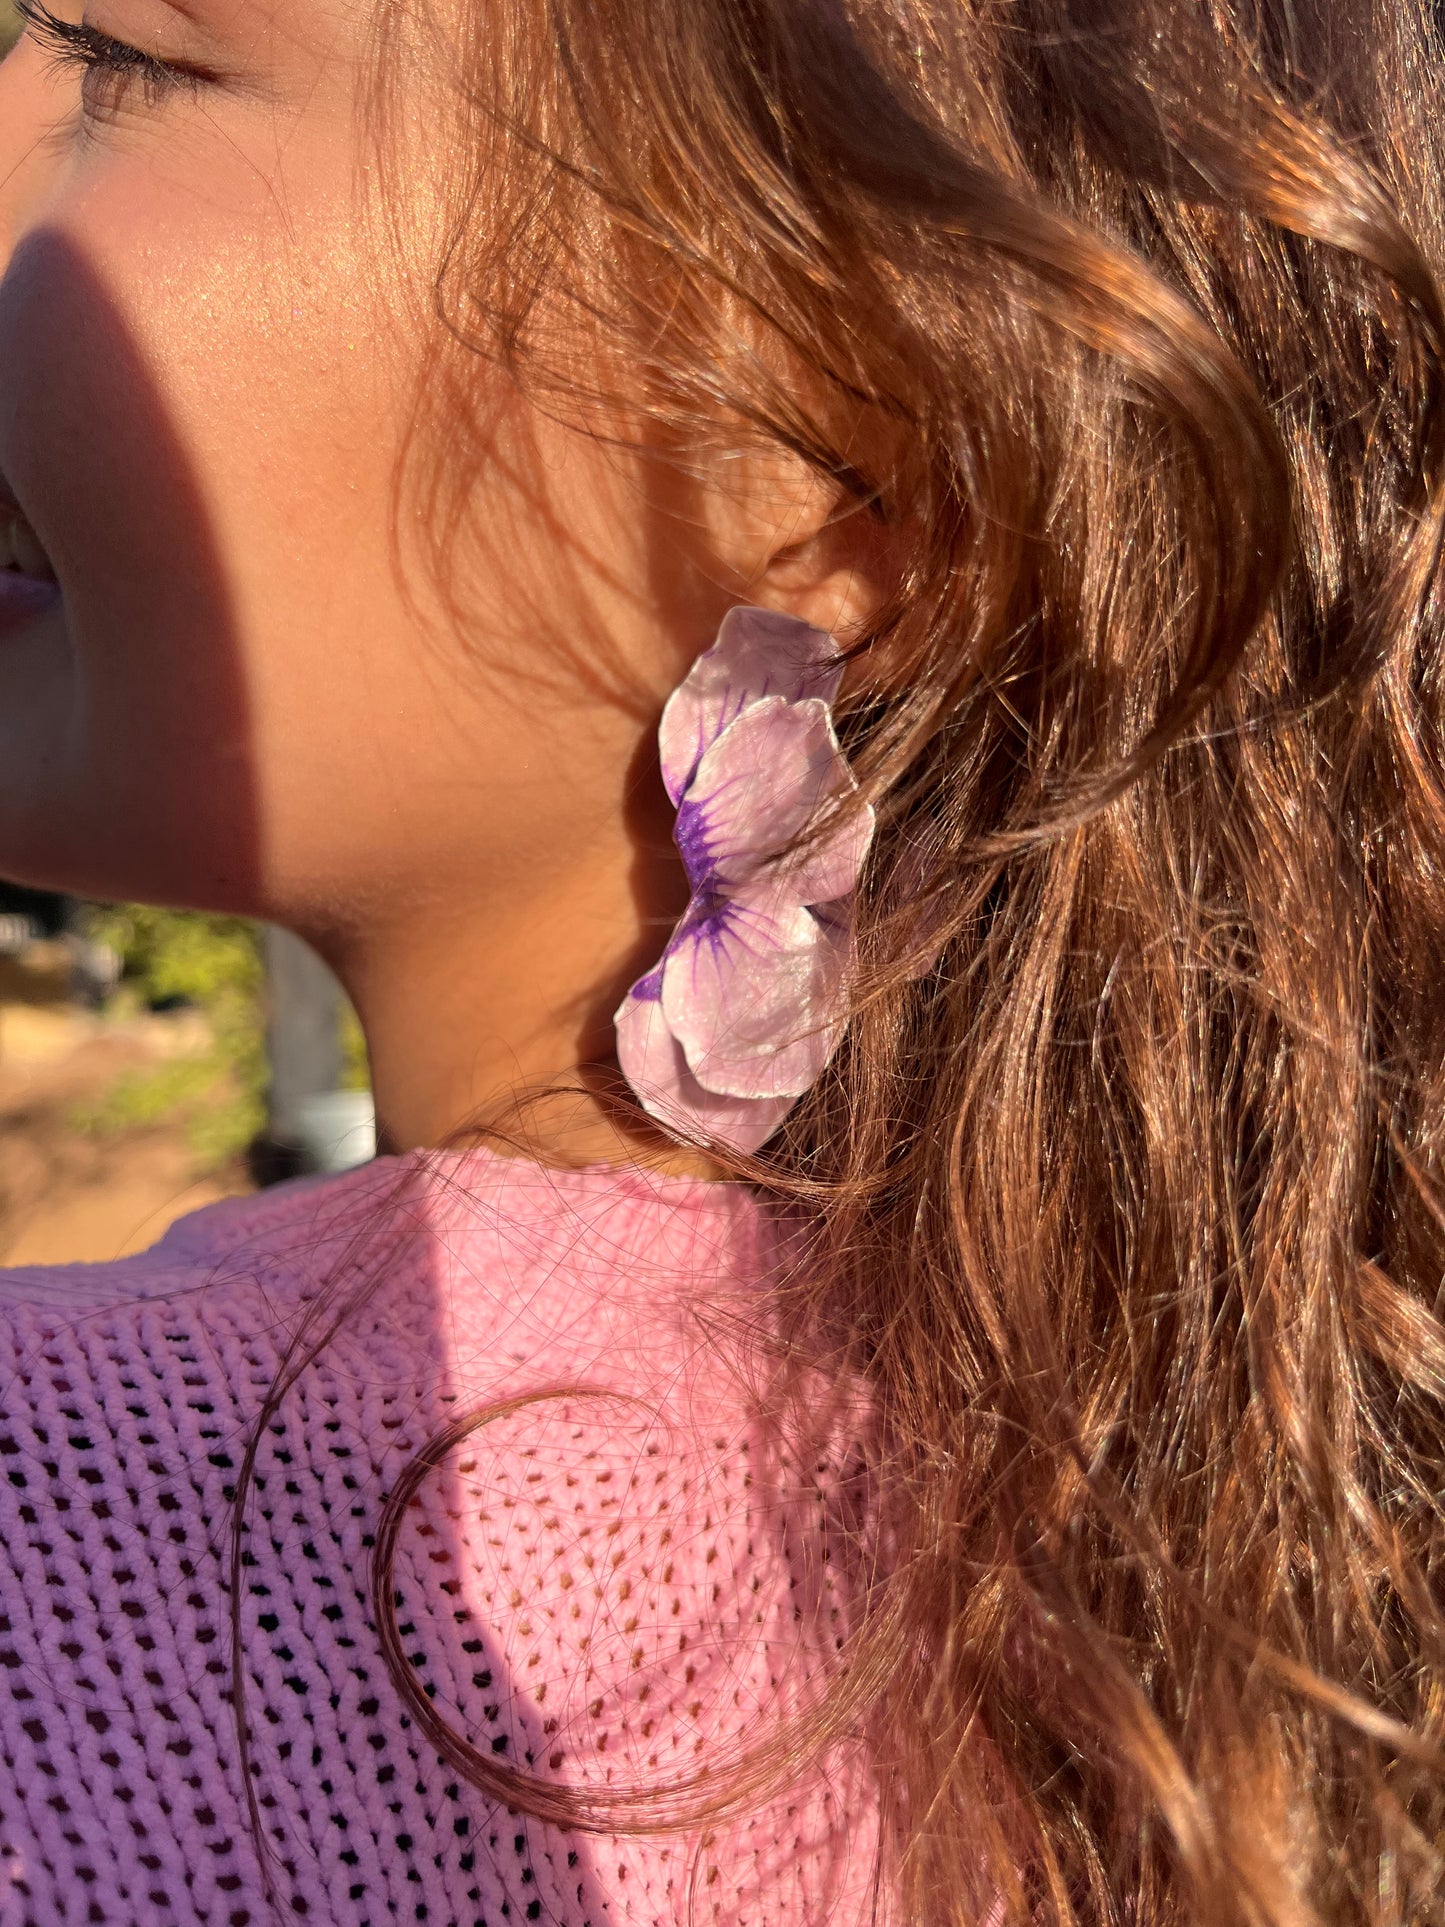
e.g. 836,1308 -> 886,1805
1,3 -> 19,55
69,908 -> 371,1168
93,904 -> 264,1016
73,908 -> 269,1166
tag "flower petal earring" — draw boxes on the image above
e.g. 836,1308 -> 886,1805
614,606 -> 875,1153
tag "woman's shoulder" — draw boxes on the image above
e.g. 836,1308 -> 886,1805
0,1149 -> 872,1926
0,1144 -> 780,1386
0,1177 -> 330,1314
0,1161 -> 406,1356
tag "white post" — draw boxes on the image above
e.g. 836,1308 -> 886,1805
262,927 -> 373,1176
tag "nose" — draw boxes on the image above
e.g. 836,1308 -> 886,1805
0,33 -> 68,275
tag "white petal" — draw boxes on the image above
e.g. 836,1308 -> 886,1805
660,887 -> 851,1099
676,697 -> 857,888
658,606 -> 843,805
614,976 -> 679,1107
614,981 -> 797,1152
778,799 -> 876,907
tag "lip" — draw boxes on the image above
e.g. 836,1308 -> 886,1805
0,468 -> 61,632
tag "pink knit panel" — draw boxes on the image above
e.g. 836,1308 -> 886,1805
0,1153 -> 883,1926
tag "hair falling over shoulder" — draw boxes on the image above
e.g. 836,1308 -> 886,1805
374,0 -> 1445,1916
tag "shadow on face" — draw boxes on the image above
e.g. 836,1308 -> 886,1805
0,227 -> 261,911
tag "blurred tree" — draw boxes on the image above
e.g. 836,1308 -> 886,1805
73,907 -> 370,1172
75,907 -> 269,1165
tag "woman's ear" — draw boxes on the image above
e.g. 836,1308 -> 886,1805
702,444 -> 902,647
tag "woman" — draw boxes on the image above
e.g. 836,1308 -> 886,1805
0,0 -> 1440,1918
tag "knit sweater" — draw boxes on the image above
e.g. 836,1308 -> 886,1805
0,1149 -> 881,1927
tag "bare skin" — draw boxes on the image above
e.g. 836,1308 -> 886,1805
0,0 -> 878,1162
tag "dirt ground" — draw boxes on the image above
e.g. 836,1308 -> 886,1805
0,949 -> 251,1268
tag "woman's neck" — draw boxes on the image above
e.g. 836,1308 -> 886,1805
314,834 -> 711,1175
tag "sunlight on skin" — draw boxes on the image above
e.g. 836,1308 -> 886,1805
0,0 -> 881,1164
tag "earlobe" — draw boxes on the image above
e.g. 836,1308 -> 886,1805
676,435 -> 907,706
763,535 -> 891,644
711,453 -> 900,646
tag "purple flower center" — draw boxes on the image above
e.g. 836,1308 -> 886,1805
673,795 -> 716,892
674,883 -> 729,950
631,964 -> 665,1003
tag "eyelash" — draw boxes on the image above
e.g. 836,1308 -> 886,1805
15,0 -> 211,113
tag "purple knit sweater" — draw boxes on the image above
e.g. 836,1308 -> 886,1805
0,1150 -> 881,1926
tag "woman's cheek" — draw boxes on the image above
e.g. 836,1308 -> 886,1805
0,127 -> 401,891
0,213 -> 262,904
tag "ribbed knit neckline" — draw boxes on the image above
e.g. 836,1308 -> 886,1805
161,1140 -> 751,1251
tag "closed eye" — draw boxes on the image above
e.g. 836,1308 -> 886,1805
15,0 -> 216,114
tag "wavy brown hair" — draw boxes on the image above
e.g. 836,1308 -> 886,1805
349,0 -> 1445,1918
